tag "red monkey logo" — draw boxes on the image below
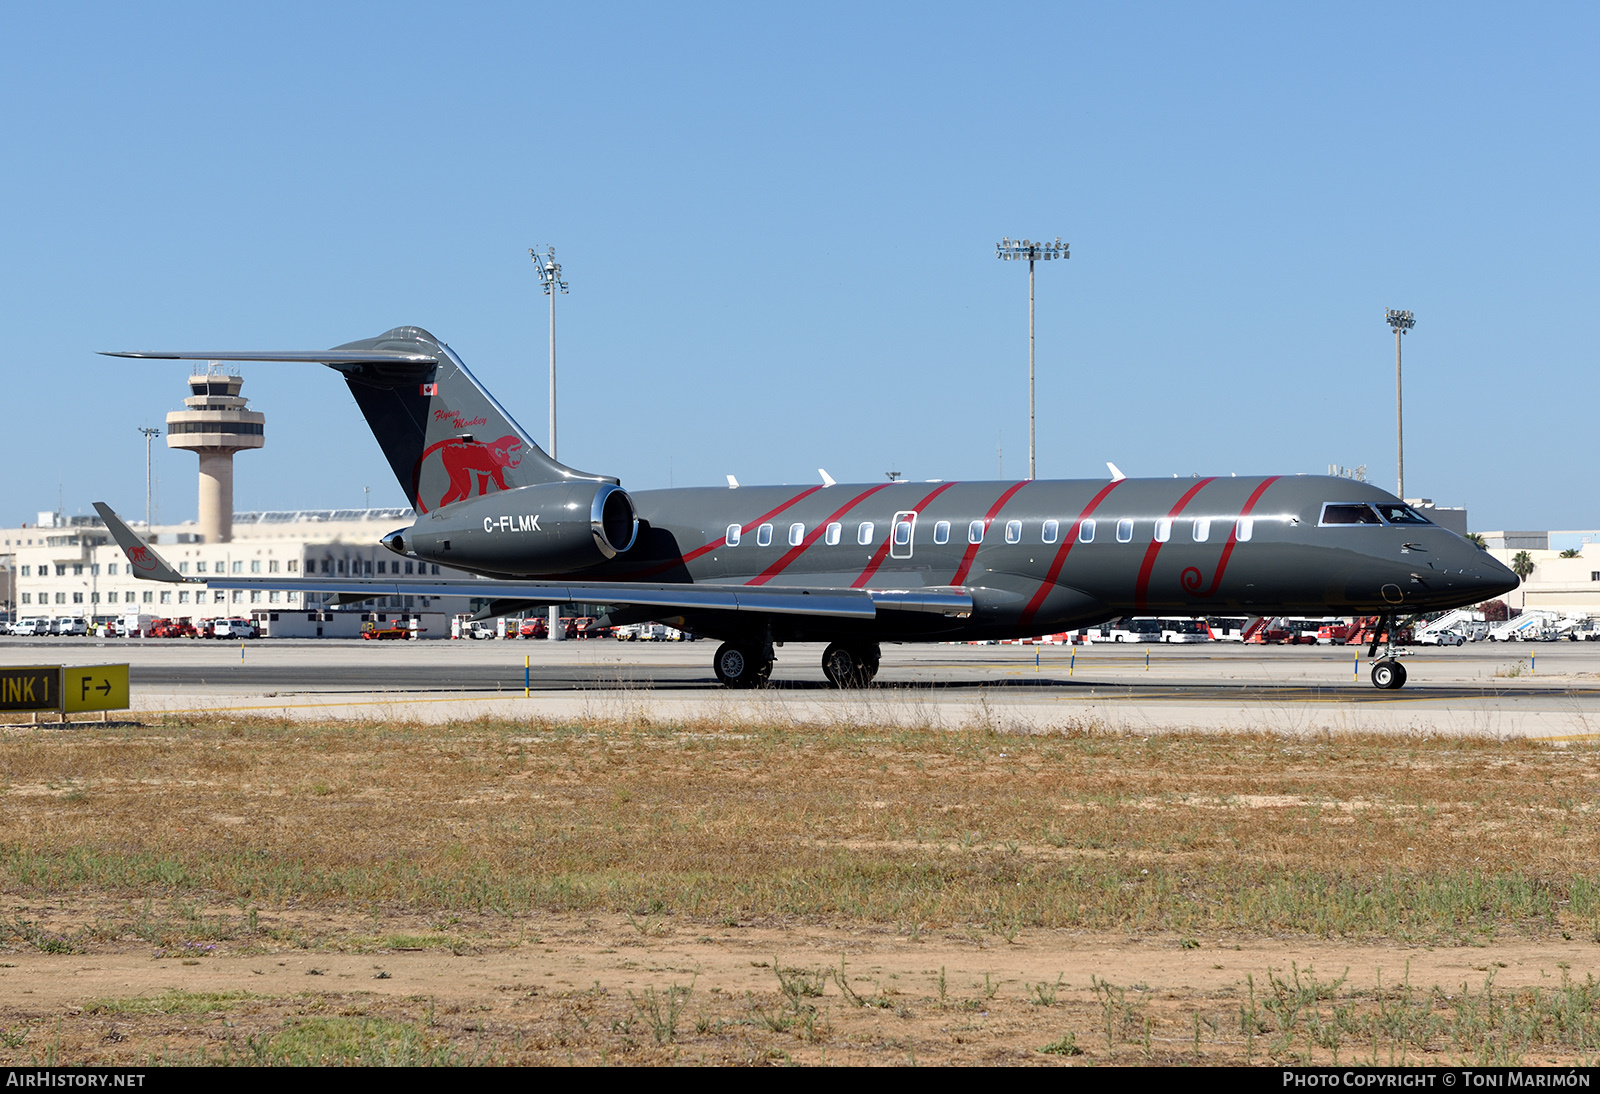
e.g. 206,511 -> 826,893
413,435 -> 525,513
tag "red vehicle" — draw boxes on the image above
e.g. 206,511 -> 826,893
362,622 -> 411,640
519,616 -> 578,639
1317,622 -> 1355,645
148,617 -> 200,639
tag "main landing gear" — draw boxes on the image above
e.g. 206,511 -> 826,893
712,642 -> 773,689
1368,613 -> 1409,690
710,641 -> 882,689
821,642 -> 880,688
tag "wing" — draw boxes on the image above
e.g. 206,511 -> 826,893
99,350 -> 437,364
91,503 -> 972,621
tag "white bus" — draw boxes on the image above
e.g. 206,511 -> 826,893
1156,617 -> 1211,643
1087,618 -> 1162,643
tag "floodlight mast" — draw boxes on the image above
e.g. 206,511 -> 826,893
1385,308 -> 1415,499
995,236 -> 1068,479
138,426 -> 161,529
531,246 -> 570,642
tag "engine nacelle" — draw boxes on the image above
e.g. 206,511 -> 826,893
393,481 -> 638,575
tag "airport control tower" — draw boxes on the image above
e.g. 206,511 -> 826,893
165,365 -> 265,544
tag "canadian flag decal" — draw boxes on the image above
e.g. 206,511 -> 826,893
420,383 -> 439,396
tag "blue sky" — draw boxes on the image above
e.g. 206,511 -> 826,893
2,3 -> 1594,531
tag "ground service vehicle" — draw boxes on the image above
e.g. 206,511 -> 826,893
211,617 -> 258,639
99,326 -> 1518,690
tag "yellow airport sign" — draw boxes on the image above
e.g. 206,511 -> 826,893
0,666 -> 60,711
63,664 -> 130,713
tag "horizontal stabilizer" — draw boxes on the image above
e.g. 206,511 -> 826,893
91,503 -> 192,584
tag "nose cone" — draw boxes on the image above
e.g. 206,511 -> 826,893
380,528 -> 411,556
1472,550 -> 1520,599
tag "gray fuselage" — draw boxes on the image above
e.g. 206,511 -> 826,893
417,473 -> 1517,645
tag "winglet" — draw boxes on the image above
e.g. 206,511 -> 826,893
91,503 -> 191,583
818,468 -> 836,487
1106,462 -> 1127,482
726,475 -> 739,489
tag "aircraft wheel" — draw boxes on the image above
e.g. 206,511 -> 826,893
822,642 -> 879,688
713,642 -> 767,689
1370,660 -> 1407,690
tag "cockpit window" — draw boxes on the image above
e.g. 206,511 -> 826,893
1373,503 -> 1433,525
1319,503 -> 1382,526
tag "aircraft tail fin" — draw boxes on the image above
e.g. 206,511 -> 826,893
103,327 -> 615,513
91,502 -> 189,583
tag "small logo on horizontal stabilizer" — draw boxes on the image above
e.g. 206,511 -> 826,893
420,383 -> 439,396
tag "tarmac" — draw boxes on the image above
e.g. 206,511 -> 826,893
2,636 -> 1598,739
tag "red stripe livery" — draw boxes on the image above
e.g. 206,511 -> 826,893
629,485 -> 826,581
1018,479 -> 1126,630
746,483 -> 895,585
1132,477 -> 1216,610
1184,476 -> 1280,598
851,482 -> 959,588
946,481 -> 1031,587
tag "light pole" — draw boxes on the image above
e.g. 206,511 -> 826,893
531,246 -> 569,641
996,237 -> 1068,480
1385,309 -> 1415,499
138,426 -> 161,529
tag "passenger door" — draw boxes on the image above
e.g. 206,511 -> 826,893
890,510 -> 917,561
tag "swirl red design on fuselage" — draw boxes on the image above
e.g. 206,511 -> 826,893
1186,476 -> 1281,599
1133,477 -> 1216,610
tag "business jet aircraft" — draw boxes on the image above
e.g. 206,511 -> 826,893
98,326 -> 1516,690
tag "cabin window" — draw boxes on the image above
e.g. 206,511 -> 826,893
1320,503 -> 1382,526
1153,518 -> 1170,543
726,524 -> 741,546
857,522 -> 874,545
1236,517 -> 1254,542
1117,518 -> 1134,543
933,521 -> 950,545
894,521 -> 912,546
1079,519 -> 1096,543
825,522 -> 841,546
1192,518 -> 1210,542
1005,520 -> 1022,544
756,523 -> 773,547
968,521 -> 985,545
789,523 -> 805,546
1042,520 -> 1059,544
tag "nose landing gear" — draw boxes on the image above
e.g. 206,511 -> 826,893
1370,659 -> 1407,690
1367,613 -> 1409,690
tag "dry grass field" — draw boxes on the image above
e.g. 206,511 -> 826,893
2,710 -> 1600,1065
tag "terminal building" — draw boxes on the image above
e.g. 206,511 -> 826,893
1481,530 -> 1600,616
0,367 -> 482,636
0,508 -> 481,636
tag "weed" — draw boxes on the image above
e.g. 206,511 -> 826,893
1040,1031 -> 1084,1056
1029,973 -> 1065,1007
628,975 -> 695,1045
